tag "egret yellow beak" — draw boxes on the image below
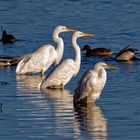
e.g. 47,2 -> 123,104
102,65 -> 118,70
66,27 -> 77,32
83,33 -> 95,37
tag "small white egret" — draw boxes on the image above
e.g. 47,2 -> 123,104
16,25 -> 76,75
115,45 -> 139,61
39,31 -> 95,89
74,62 -> 118,104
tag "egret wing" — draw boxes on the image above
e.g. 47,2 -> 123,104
74,70 -> 98,101
41,59 -> 75,88
16,54 -> 32,73
16,45 -> 56,74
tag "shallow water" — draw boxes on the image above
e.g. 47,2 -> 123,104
0,0 -> 140,140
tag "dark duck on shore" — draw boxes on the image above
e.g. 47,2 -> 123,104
0,28 -> 16,44
115,45 -> 139,61
81,45 -> 112,57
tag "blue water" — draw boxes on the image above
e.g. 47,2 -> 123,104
0,0 -> 140,139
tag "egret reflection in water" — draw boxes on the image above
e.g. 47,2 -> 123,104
16,74 -> 107,139
38,88 -> 75,138
16,85 -> 75,138
41,88 -> 73,108
16,75 -> 45,92
73,102 -> 107,140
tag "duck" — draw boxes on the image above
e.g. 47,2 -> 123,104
81,45 -> 112,57
115,45 -> 139,61
0,28 -> 16,44
0,56 -> 22,66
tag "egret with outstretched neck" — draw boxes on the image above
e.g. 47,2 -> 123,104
16,25 -> 76,75
39,31 -> 95,89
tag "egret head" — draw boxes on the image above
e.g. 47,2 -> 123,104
54,25 -> 77,33
73,31 -> 95,38
93,62 -> 118,71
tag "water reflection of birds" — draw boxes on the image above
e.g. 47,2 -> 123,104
41,88 -> 72,100
41,88 -> 74,136
16,25 -> 76,75
74,62 -> 118,104
115,45 -> 139,61
41,88 -> 73,108
0,103 -> 3,112
81,45 -> 112,57
73,102 -> 107,140
16,75 -> 45,92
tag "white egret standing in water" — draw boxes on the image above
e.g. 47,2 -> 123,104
74,62 -> 118,104
16,25 -> 76,75
39,31 -> 95,89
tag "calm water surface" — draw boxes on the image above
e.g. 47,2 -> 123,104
0,0 -> 140,139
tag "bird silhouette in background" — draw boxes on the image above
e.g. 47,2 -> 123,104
0,56 -> 22,66
81,45 -> 112,57
0,26 -> 16,44
115,44 -> 139,61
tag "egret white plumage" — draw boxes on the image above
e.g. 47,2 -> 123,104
16,25 -> 76,75
39,31 -> 95,89
74,62 -> 118,104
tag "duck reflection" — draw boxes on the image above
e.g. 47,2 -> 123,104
16,75 -> 45,92
73,102 -> 107,140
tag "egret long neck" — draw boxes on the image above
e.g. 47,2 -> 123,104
53,31 -> 64,64
72,35 -> 81,76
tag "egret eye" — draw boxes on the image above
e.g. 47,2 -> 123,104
62,28 -> 66,30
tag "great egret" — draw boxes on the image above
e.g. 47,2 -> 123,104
82,45 -> 112,57
16,25 -> 76,75
39,31 -> 95,89
115,45 -> 139,61
0,27 -> 16,44
74,62 -> 118,104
